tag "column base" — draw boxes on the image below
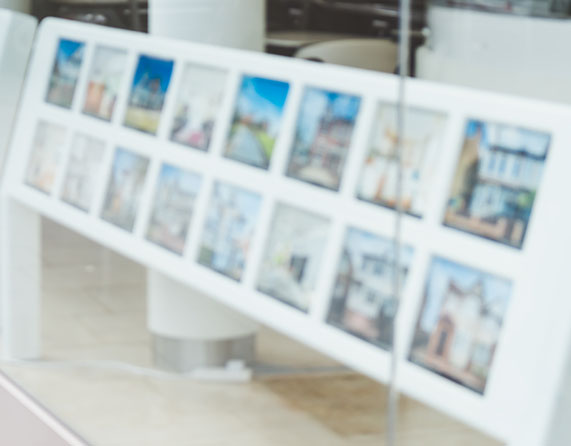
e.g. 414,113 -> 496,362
152,333 -> 256,373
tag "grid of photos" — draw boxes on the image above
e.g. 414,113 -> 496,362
25,32 -> 538,405
100,148 -> 150,232
198,182 -> 262,281
60,133 -> 106,211
224,76 -> 290,169
326,227 -> 413,349
170,64 -> 228,152
124,55 -> 174,134
25,121 -> 67,194
409,257 -> 512,394
257,204 -> 330,312
83,46 -> 128,121
358,104 -> 447,217
46,39 -> 85,108
146,164 -> 202,255
286,87 -> 361,191
444,119 -> 550,249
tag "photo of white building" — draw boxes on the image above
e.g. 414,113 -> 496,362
409,257 -> 512,394
445,119 -> 550,248
198,182 -> 262,281
257,204 -> 330,312
147,164 -> 202,255
327,227 -> 413,348
358,104 -> 447,217
170,64 -> 228,152
25,120 -> 67,194
60,133 -> 106,212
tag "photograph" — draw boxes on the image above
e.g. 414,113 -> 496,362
257,204 -> 330,312
100,148 -> 150,232
83,46 -> 128,121
60,133 -> 106,211
170,64 -> 228,151
198,182 -> 262,281
409,256 -> 512,394
444,119 -> 550,248
46,38 -> 85,108
326,227 -> 413,349
25,121 -> 67,194
357,104 -> 447,217
286,87 -> 361,190
146,164 -> 202,255
224,75 -> 290,169
124,54 -> 175,134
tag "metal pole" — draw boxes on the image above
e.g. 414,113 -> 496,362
387,0 -> 411,443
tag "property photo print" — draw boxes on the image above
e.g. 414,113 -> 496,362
170,64 -> 228,152
357,104 -> 447,217
444,119 -> 550,248
83,46 -> 128,121
409,257 -> 512,394
46,38 -> 85,108
198,182 -> 262,281
326,227 -> 413,349
224,75 -> 290,169
146,164 -> 202,255
286,87 -> 361,191
124,54 -> 174,134
257,204 -> 330,312
60,133 -> 106,211
25,121 -> 67,194
100,148 -> 150,232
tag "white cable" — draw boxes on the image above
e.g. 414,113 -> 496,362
0,358 -> 348,381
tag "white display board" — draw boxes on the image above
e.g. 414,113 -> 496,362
3,18 -> 571,444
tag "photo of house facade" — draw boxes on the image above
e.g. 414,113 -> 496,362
60,133 -> 106,211
198,182 -> 261,281
224,76 -> 290,169
409,257 -> 512,394
100,148 -> 150,232
83,46 -> 128,121
25,121 -> 67,194
170,64 -> 228,152
46,39 -> 85,109
124,55 -> 174,134
444,119 -> 550,248
357,104 -> 447,217
286,87 -> 361,191
327,227 -> 413,349
147,164 -> 202,255
257,204 -> 330,312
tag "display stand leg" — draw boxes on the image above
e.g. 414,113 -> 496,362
147,271 -> 258,373
0,199 -> 41,360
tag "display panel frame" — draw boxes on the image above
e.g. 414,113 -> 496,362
4,18 -> 571,444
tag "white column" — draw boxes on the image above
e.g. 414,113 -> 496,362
0,198 -> 41,360
148,0 -> 265,52
147,0 -> 264,371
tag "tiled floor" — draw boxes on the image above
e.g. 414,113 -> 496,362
0,219 -> 502,445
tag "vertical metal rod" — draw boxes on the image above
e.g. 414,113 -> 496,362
387,0 -> 411,444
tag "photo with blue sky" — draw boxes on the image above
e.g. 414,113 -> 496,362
46,39 -> 85,108
125,55 -> 175,134
287,87 -> 361,190
225,76 -> 290,169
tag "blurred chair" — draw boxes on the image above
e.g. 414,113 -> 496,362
294,38 -> 398,73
